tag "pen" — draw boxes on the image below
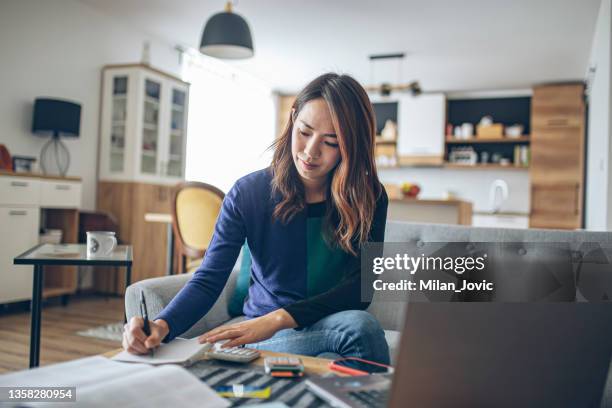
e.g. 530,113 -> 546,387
140,290 -> 154,357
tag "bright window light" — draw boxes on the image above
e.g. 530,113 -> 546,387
182,52 -> 277,192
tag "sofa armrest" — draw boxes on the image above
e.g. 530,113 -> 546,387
125,268 -> 239,339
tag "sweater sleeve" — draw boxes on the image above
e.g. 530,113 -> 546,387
283,186 -> 388,328
155,182 -> 246,342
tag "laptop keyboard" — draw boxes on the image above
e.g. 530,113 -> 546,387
348,389 -> 389,407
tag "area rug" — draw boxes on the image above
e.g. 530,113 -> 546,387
76,322 -> 124,342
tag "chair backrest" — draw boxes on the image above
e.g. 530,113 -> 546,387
172,182 -> 225,260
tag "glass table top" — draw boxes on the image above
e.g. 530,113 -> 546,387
14,244 -> 133,266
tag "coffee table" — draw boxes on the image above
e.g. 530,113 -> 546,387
103,347 -> 339,406
14,243 -> 133,368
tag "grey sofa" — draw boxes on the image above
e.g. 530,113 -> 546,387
125,221 -> 612,363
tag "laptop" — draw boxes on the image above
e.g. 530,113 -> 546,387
306,302 -> 612,408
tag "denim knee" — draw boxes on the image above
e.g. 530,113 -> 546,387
332,310 -> 380,335
325,310 -> 390,364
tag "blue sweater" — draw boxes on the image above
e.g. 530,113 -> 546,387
157,168 -> 388,341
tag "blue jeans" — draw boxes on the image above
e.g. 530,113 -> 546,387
247,310 -> 390,365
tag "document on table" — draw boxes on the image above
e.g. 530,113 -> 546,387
112,337 -> 211,366
0,355 -> 229,408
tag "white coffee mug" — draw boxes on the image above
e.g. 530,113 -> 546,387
87,231 -> 117,258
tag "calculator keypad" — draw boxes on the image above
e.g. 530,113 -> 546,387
205,342 -> 260,363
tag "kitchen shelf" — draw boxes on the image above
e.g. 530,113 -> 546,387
445,136 -> 530,144
443,163 -> 529,170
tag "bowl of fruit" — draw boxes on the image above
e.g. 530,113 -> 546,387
400,182 -> 421,198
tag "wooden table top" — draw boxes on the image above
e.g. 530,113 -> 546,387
103,347 -> 339,377
0,170 -> 82,181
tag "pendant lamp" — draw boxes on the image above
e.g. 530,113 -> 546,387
199,1 -> 254,59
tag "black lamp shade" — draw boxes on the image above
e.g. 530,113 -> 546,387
199,11 -> 254,59
32,98 -> 81,138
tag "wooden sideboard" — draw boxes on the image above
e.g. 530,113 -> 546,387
0,171 -> 82,304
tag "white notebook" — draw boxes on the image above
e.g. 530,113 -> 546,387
112,337 -> 212,366
0,355 -> 229,408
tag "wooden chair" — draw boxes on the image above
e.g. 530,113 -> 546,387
172,181 -> 225,274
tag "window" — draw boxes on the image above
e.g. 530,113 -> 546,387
182,52 -> 277,192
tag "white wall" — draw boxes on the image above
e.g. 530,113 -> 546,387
586,0 -> 612,230
0,0 -> 182,210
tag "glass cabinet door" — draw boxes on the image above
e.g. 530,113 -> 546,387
167,88 -> 186,177
110,76 -> 128,173
141,78 -> 161,175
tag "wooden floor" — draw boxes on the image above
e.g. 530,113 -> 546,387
0,295 -> 125,373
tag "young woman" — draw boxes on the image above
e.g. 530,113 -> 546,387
123,73 -> 390,364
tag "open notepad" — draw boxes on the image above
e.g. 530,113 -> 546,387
112,337 -> 212,366
0,355 -> 229,408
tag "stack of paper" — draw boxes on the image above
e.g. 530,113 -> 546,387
0,355 -> 228,408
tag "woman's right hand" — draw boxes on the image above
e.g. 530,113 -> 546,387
122,317 -> 170,355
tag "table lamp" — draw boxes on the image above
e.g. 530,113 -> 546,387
32,98 -> 81,176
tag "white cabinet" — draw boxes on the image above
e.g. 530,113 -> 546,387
397,93 -> 446,162
99,64 -> 189,184
370,93 -> 446,166
0,177 -> 40,206
472,213 -> 529,229
0,174 -> 82,304
40,180 -> 82,208
0,206 -> 39,303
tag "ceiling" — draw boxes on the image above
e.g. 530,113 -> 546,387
77,0 -> 601,94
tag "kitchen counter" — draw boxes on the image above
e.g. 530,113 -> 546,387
388,197 -> 473,225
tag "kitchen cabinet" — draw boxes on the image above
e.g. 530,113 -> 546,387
370,93 -> 446,167
529,83 -> 585,229
396,93 -> 446,165
388,198 -> 472,225
472,213 -> 529,229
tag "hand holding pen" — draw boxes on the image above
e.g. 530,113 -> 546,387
122,316 -> 169,356
122,291 -> 170,356
139,290 -> 155,356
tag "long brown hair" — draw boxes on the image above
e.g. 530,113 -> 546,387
269,73 -> 382,256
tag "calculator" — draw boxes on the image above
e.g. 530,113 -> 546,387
204,340 -> 260,364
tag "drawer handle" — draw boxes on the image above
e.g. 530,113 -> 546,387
55,185 -> 71,190
10,181 -> 28,187
9,210 -> 27,216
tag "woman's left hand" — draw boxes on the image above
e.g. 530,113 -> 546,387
198,308 -> 297,348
